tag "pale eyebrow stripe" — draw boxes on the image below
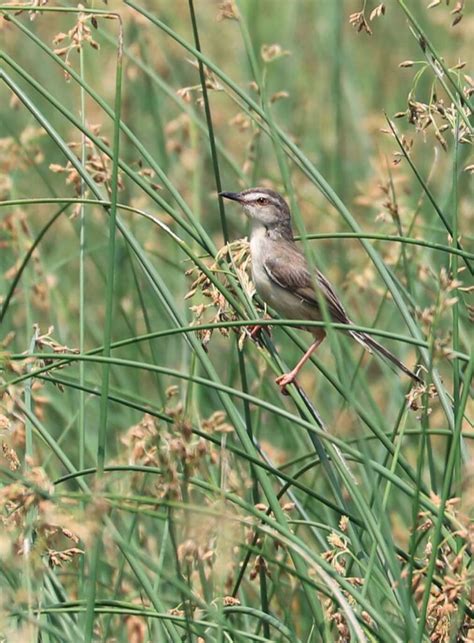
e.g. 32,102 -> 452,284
242,192 -> 277,204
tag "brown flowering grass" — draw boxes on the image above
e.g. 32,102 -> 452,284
0,1 -> 472,641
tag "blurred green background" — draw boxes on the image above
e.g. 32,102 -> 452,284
0,1 -> 472,640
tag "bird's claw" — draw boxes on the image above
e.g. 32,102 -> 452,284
275,372 -> 297,395
247,324 -> 270,344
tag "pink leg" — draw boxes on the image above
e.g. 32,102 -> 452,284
248,324 -> 263,339
275,330 -> 326,395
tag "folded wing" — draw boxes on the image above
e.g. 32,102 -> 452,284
263,245 -> 351,325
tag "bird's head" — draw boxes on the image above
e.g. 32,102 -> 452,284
219,187 -> 291,229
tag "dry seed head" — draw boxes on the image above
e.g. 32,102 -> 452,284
166,385 -> 179,399
349,11 -> 372,35
327,532 -> 347,551
270,91 -> 290,103
47,547 -> 84,568
33,324 -> 79,357
229,112 -> 251,132
223,595 -> 240,606
51,126 -> 121,192
125,615 -> 146,643
260,44 -> 291,63
216,0 -> 239,21
52,6 -> 100,58
370,3 -> 386,20
177,539 -> 200,565
1,442 -> 20,471
185,239 -> 254,349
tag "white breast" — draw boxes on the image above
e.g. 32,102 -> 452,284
249,224 -> 309,321
250,229 -> 272,296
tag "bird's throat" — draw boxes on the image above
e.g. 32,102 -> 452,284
250,219 -> 294,243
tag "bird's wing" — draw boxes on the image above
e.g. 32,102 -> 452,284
314,268 -> 351,324
263,246 -> 350,324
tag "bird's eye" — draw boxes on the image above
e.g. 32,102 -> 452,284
257,197 -> 268,205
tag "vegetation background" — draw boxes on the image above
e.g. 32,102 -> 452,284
0,0 -> 472,641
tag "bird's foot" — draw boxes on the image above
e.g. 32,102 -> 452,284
247,324 -> 270,344
275,371 -> 297,395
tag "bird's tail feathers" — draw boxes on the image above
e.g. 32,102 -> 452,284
349,329 -> 423,384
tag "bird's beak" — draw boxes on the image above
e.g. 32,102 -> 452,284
219,191 -> 242,203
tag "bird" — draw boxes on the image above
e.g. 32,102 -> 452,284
219,187 -> 422,393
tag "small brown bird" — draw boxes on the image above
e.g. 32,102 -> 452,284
220,187 -> 421,393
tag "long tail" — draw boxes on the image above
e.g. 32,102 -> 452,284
349,329 -> 423,384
